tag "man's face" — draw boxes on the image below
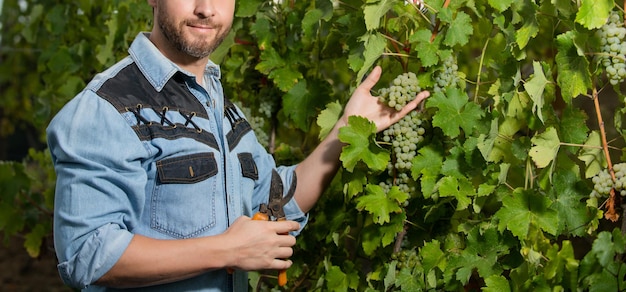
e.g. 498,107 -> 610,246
151,0 -> 235,58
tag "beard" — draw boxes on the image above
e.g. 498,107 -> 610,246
157,7 -> 230,58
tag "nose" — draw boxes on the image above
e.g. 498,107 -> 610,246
194,0 -> 216,18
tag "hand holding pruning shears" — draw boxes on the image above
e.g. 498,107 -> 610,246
253,169 -> 297,286
226,169 -> 298,286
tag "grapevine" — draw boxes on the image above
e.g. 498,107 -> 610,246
597,10 -> 626,86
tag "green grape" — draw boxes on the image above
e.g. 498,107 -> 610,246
590,162 -> 626,199
378,72 -> 421,111
233,101 -> 269,148
597,11 -> 626,85
433,55 -> 460,92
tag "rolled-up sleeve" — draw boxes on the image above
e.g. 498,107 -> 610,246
276,165 -> 308,234
47,90 -> 147,288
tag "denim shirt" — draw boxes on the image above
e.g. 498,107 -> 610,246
46,32 -> 307,291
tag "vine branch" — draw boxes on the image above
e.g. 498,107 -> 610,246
592,86 -> 619,222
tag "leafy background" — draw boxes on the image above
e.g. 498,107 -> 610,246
3,0 -> 626,291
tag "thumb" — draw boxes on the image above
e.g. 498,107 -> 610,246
359,66 -> 382,92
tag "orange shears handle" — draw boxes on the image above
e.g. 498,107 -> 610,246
276,217 -> 287,286
252,212 -> 287,286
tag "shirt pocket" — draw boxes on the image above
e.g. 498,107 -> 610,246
152,152 -> 218,238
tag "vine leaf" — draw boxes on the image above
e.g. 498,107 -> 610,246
283,80 -> 314,131
524,61 -> 548,123
317,101 -> 342,140
235,0 -> 262,17
514,1 -> 539,49
494,189 -> 559,240
483,275 -> 511,292
421,240 -> 445,274
450,227 -> 507,284
529,127 -> 560,168
550,171 -> 595,237
544,240 -> 578,289
411,29 -> 439,67
356,33 -> 387,85
338,116 -> 389,172
256,47 -> 303,92
577,131 -> 604,178
442,10 -> 473,47
363,0 -> 394,31
426,87 -> 484,138
555,31 -> 592,103
356,184 -> 408,224
438,176 -> 475,211
575,0 -> 613,30
488,0 -> 514,13
361,212 -> 405,255
412,145 -> 444,197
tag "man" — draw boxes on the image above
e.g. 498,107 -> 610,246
46,0 -> 429,291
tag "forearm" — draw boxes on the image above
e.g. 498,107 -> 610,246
294,119 -> 347,213
96,234 -> 230,288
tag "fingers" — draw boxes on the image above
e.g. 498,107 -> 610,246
274,220 -> 301,234
359,66 -> 382,92
401,90 -> 430,114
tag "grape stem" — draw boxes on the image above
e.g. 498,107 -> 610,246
430,0 -> 451,43
592,85 -> 620,223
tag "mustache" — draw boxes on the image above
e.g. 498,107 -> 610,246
184,19 -> 219,28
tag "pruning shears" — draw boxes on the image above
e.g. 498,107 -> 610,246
253,169 -> 297,286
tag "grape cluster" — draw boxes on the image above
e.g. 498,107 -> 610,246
234,101 -> 269,148
391,249 -> 419,270
590,163 -> 626,198
597,11 -> 626,86
258,100 -> 274,118
383,111 -> 425,170
376,72 -> 428,196
433,55 -> 460,92
378,72 -> 421,111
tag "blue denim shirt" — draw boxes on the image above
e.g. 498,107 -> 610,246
46,32 -> 307,291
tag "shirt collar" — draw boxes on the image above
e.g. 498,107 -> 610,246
128,32 -> 222,91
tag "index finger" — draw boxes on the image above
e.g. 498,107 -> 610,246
273,220 -> 301,234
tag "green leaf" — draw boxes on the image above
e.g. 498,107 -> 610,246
326,265 -> 349,291
529,127 -> 560,168
339,116 -> 390,172
438,176 -> 475,210
355,184 -> 407,224
560,107 -> 590,147
451,226 -> 507,283
555,31 -> 592,102
421,240 -> 445,273
523,61 -> 548,123
495,189 -> 559,239
357,33 -> 387,85
317,101 -> 343,140
426,87 -> 484,138
551,171 -> 594,236
488,0 -> 514,13
363,0 -> 395,31
578,131 -> 605,179
514,1 -> 539,49
483,275 -> 511,292
24,223 -> 49,258
411,29 -> 439,67
575,0 -> 613,29
302,9 -> 324,38
283,80 -> 314,131
236,0 -> 262,17
443,11 -> 473,47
